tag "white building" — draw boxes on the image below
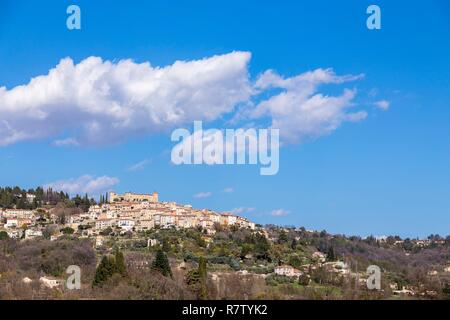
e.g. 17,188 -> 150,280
274,265 -> 302,277
39,276 -> 63,289
95,218 -> 115,230
5,219 -> 19,228
3,209 -> 34,219
7,229 -> 23,239
26,193 -> 36,203
118,219 -> 135,231
25,229 -> 43,239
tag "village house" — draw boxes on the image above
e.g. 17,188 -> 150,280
3,209 -> 35,219
39,276 -> 64,289
274,265 -> 302,277
117,218 -> 135,232
393,288 -> 415,296
26,193 -> 36,203
220,213 -> 238,226
177,215 -> 197,229
25,229 -> 43,239
17,218 -> 32,227
5,218 -> 19,229
7,229 -> 23,239
136,219 -> 154,231
95,218 -> 115,230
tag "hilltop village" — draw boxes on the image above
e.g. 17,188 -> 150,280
0,191 -> 255,241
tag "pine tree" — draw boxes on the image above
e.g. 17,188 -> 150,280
152,249 -> 172,277
92,255 -> 116,287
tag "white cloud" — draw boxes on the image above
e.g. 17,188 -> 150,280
52,138 -> 80,147
270,209 -> 290,217
193,191 -> 213,199
230,207 -> 255,215
44,175 -> 119,197
374,100 -> 390,110
0,53 -> 374,148
0,52 -> 252,146
223,187 -> 234,193
127,159 -> 150,172
250,68 -> 366,144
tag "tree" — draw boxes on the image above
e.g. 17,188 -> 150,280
115,249 -> 127,276
93,255 -> 117,287
299,273 -> 311,286
61,227 -> 75,235
198,257 -> 207,279
198,256 -> 208,299
100,226 -> 113,236
0,231 -> 8,240
162,238 -> 171,252
152,249 -> 172,277
290,238 -> 297,250
278,230 -> 288,244
254,233 -> 271,260
186,256 -> 208,299
327,246 -> 336,261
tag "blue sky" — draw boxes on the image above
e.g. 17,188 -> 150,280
0,0 -> 449,238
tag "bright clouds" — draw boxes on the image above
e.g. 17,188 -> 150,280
0,52 -> 252,146
44,175 -> 119,197
0,52 -> 376,148
193,191 -> 212,199
250,68 -> 367,144
270,209 -> 290,217
374,100 -> 390,110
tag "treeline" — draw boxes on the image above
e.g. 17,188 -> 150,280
0,186 -> 99,212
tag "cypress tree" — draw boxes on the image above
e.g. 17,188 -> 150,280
198,256 -> 207,279
327,246 -> 336,261
115,249 -> 127,276
198,256 -> 208,300
291,238 -> 298,250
